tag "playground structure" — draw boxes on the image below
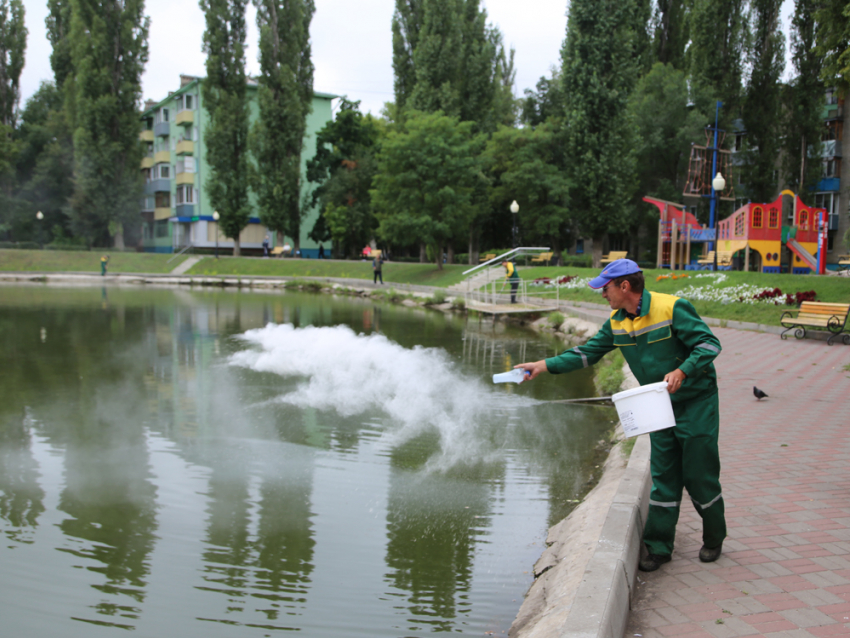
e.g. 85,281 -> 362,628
645,191 -> 829,274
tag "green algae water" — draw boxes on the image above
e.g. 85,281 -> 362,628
0,285 -> 612,637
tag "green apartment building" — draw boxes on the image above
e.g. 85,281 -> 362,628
140,75 -> 337,257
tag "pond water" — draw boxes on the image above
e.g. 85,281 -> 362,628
0,285 -> 614,637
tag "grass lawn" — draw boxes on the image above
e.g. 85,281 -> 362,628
0,249 -> 181,274
3,249 -> 848,326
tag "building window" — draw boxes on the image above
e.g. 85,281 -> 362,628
825,87 -> 838,105
155,220 -> 169,238
175,185 -> 194,205
752,206 -> 763,228
157,108 -> 169,123
799,209 -> 808,230
823,159 -> 836,178
734,133 -> 745,152
156,164 -> 170,179
155,192 -> 170,208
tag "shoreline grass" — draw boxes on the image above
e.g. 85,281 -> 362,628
2,248 -> 847,326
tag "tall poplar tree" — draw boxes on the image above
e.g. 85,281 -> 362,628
782,0 -> 823,200
815,0 -> 850,94
251,0 -> 314,252
201,0 -> 250,255
0,0 -> 26,129
651,0 -> 688,69
46,0 -> 73,90
740,0 -> 785,202
687,0 -> 748,119
391,0 -> 425,113
68,0 -> 148,247
561,0 -> 639,266
408,0 -> 462,116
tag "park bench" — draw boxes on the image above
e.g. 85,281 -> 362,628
600,250 -> 627,264
271,246 -> 287,257
531,251 -> 553,265
838,254 -> 850,270
479,253 -> 496,263
780,301 -> 850,346
697,251 -> 733,269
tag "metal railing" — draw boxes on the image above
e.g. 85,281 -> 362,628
462,247 -> 551,276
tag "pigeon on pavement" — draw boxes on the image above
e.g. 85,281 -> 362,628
753,386 -> 768,400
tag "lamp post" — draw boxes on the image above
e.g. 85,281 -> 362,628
711,172 -> 726,271
36,211 -> 44,249
510,200 -> 519,249
212,211 -> 220,259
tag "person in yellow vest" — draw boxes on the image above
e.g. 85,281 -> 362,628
514,259 -> 725,572
100,254 -> 109,276
503,259 -> 519,303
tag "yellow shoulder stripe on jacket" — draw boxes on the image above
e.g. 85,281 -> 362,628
610,292 -> 680,338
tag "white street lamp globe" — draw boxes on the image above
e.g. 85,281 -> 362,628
212,211 -> 219,221
36,211 -> 44,220
510,200 -> 519,214
712,173 -> 726,193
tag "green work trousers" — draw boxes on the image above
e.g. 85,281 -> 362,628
642,391 -> 726,557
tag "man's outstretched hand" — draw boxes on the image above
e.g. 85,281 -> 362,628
514,360 -> 548,381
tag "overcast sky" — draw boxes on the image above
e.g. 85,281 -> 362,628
19,0 -> 795,117
18,0 -> 568,116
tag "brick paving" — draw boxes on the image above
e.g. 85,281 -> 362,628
626,327 -> 850,638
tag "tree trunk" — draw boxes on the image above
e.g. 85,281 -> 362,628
447,244 -> 455,264
113,224 -> 125,249
468,228 -> 479,265
591,235 -> 605,268
552,235 -> 562,266
419,242 -> 427,263
233,238 -> 241,257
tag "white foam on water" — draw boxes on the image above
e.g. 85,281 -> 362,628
229,323 -> 528,468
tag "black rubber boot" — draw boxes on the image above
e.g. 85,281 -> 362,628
699,543 -> 722,563
638,553 -> 672,572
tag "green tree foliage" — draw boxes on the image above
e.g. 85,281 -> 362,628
740,0 -> 785,203
6,82 -> 74,242
251,0 -> 314,251
201,0 -> 250,255
782,0 -> 823,201
0,0 -> 26,128
520,71 -> 563,128
687,0 -> 748,119
629,63 -> 707,203
815,0 -> 850,94
409,0 -> 463,116
46,0 -> 73,89
484,123 -> 571,260
67,0 -> 149,248
651,0 -> 688,69
371,110 -> 485,269
306,99 -> 381,257
560,0 -> 639,266
391,0 -> 424,113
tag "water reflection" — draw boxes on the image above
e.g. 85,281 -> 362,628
0,286 -> 613,637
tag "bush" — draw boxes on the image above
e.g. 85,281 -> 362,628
0,241 -> 41,250
426,289 -> 448,305
451,297 -> 465,310
547,311 -> 565,327
595,349 -> 626,396
46,244 -> 90,251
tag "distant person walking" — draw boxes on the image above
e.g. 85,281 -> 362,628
318,244 -> 325,259
503,260 -> 519,303
100,255 -> 109,276
373,253 -> 384,285
262,235 -> 270,257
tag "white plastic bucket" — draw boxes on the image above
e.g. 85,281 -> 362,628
611,381 -> 676,438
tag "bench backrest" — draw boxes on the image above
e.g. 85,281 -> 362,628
605,251 -> 627,259
798,302 -> 850,317
533,252 -> 553,260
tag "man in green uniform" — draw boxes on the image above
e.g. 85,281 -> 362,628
515,259 -> 726,572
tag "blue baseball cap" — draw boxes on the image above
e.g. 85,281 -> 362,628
588,259 -> 642,289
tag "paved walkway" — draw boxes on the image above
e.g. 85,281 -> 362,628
626,327 -> 850,637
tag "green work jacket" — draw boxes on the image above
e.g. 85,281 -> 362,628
545,290 -> 721,404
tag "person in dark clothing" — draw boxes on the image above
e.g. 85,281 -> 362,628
373,253 -> 384,284
318,244 -> 325,259
503,260 -> 519,303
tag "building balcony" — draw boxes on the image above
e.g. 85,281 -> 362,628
176,140 -> 194,156
144,178 -> 171,194
816,177 -> 840,192
154,121 -> 170,137
176,172 -> 194,186
822,140 -> 841,158
175,204 -> 195,218
176,110 -> 194,126
141,156 -> 154,169
140,130 -> 154,142
154,150 -> 171,164
154,207 -> 172,221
